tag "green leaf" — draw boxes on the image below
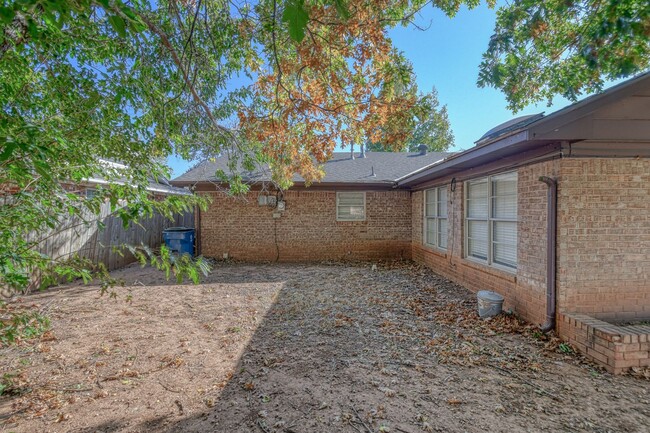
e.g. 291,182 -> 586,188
0,142 -> 17,162
108,15 -> 127,38
282,0 -> 309,42
0,6 -> 15,23
333,0 -> 350,20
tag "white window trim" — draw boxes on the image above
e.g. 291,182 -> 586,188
423,186 -> 447,251
336,191 -> 366,221
464,172 -> 518,272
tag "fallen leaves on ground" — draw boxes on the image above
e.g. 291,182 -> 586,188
1,261 -> 648,433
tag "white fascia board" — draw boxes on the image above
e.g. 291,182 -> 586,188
85,177 -> 191,196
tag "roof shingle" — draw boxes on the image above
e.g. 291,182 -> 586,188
172,151 -> 452,185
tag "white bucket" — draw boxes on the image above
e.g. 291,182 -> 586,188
477,290 -> 505,318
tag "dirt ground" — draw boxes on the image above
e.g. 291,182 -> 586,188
1,261 -> 649,433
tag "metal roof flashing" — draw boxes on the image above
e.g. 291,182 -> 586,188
474,113 -> 544,147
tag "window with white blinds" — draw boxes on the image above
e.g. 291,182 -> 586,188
424,186 -> 448,250
336,192 -> 366,221
465,172 -> 518,270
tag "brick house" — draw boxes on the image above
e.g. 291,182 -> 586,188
172,149 -> 450,261
172,72 -> 650,373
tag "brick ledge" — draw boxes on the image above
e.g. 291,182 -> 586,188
560,312 -> 650,374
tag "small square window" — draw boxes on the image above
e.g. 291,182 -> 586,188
336,192 -> 365,221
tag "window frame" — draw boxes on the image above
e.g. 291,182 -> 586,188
464,171 -> 518,272
423,186 -> 448,251
85,188 -> 98,199
336,191 -> 366,221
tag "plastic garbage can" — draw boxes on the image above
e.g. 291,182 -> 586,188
162,227 -> 195,257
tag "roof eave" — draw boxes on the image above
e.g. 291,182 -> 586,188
87,177 -> 192,196
529,71 -> 650,136
171,179 -> 399,190
474,125 -> 533,147
396,130 -> 530,187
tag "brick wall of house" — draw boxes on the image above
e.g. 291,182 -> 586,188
411,157 -> 650,373
557,158 -> 650,321
200,189 -> 412,261
412,160 -> 560,326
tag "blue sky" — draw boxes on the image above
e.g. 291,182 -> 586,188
168,2 -> 574,178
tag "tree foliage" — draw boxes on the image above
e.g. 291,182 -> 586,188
479,0 -> 650,111
1,0 -> 487,295
2,0 -> 648,299
236,0 -> 486,185
0,0 -> 214,294
366,87 -> 454,152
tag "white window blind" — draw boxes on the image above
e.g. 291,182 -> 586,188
465,172 -> 518,270
491,172 -> 518,268
437,187 -> 448,249
424,186 -> 448,250
466,178 -> 488,260
467,220 -> 488,260
491,172 -> 517,219
337,192 -> 366,221
493,221 -> 517,268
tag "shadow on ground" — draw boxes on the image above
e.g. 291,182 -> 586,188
3,262 -> 649,433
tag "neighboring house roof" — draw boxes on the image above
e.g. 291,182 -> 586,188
86,176 -> 191,195
172,151 -> 452,185
398,71 -> 650,188
86,159 -> 191,195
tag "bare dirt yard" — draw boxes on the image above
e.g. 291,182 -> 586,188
1,261 -> 649,433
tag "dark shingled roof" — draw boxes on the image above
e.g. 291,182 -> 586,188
475,113 -> 545,146
172,151 -> 452,185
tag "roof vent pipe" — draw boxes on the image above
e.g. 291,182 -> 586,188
371,166 -> 375,177
417,144 -> 428,155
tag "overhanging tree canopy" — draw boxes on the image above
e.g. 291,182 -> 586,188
365,87 -> 454,153
1,0 -> 649,294
479,0 -> 650,111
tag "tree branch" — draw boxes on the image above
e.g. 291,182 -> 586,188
137,13 -> 234,139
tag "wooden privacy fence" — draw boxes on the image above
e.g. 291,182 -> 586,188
35,202 -> 194,271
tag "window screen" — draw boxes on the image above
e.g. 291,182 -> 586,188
337,192 -> 365,221
424,186 -> 448,250
465,172 -> 518,270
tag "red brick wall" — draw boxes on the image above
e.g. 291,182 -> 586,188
558,312 -> 650,374
200,190 -> 412,261
557,158 -> 650,321
197,156 -> 650,325
412,160 -> 560,326
412,157 -> 650,326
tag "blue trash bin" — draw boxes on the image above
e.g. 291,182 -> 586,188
162,227 -> 195,257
